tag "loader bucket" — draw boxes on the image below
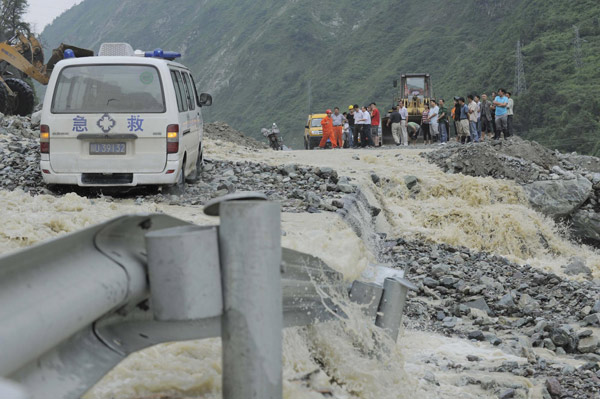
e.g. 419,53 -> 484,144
46,43 -> 94,73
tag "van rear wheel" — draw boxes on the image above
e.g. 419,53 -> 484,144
186,146 -> 203,183
166,165 -> 185,195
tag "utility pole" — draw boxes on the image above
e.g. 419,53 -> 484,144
515,40 -> 527,95
573,25 -> 583,70
307,79 -> 312,114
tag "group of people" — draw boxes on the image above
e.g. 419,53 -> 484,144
318,104 -> 381,149
317,88 -> 515,149
417,88 -> 515,145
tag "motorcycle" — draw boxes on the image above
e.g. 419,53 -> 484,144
262,124 -> 283,150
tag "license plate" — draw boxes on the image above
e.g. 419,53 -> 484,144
89,143 -> 126,155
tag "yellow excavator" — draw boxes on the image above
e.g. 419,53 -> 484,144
381,73 -> 433,144
0,29 -> 93,115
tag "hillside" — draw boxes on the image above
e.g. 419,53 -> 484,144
40,0 -> 600,151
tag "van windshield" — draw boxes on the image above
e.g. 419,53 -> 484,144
51,65 -> 165,113
311,118 -> 322,127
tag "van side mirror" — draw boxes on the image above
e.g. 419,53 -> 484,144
198,93 -> 212,107
305,125 -> 309,129
393,79 -> 398,88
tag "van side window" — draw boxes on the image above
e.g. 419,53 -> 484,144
171,70 -> 187,112
189,74 -> 201,106
182,73 -> 195,110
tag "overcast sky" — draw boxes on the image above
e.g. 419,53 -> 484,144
25,0 -> 82,33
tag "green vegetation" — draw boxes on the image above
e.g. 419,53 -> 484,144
40,0 -> 600,152
0,0 -> 30,40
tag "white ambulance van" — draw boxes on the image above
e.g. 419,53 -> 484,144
39,43 -> 212,193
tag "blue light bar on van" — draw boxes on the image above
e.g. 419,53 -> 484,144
144,48 -> 181,60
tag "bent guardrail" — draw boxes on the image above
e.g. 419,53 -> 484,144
0,192 -> 415,399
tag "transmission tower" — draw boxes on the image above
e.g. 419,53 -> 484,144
573,25 -> 583,69
515,40 -> 527,95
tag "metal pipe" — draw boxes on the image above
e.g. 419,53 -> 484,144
375,277 -> 417,341
0,214 -> 190,380
349,281 -> 383,320
0,379 -> 28,399
146,225 -> 222,321
219,200 -> 283,399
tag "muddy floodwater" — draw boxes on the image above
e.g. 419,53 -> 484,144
2,137 -> 599,398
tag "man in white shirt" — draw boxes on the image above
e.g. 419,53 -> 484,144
361,105 -> 373,147
428,99 -> 439,144
399,102 -> 409,146
507,92 -> 514,138
352,104 -> 363,148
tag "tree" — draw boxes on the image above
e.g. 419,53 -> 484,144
0,0 -> 30,42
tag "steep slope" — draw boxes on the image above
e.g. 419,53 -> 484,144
41,0 -> 600,151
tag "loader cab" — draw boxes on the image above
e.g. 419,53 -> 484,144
39,43 -> 212,193
397,73 -> 432,123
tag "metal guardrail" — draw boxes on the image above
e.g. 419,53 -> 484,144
0,192 -> 415,399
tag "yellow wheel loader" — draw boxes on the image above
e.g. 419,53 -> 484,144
381,73 -> 433,145
0,30 -> 93,115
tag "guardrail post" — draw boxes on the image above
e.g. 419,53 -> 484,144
375,277 -> 417,341
145,225 -> 222,321
219,200 -> 283,399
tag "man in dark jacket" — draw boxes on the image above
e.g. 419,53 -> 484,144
480,93 -> 493,141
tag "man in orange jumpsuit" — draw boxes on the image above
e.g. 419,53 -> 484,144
319,109 -> 336,148
331,107 -> 344,148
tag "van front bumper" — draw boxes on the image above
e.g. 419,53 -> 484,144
40,160 -> 182,187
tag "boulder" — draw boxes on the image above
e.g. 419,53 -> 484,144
577,335 -> 599,353
523,176 -> 592,218
572,209 -> 600,242
563,257 -> 592,276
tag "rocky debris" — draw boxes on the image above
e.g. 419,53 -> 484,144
204,122 -> 268,150
140,159 -> 356,212
373,235 -> 600,398
0,113 -> 43,194
423,137 -> 600,245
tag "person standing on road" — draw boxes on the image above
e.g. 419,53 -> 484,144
438,99 -> 448,143
319,109 -> 336,149
480,93 -> 493,140
467,95 -> 479,143
475,95 -> 482,141
421,103 -> 431,145
399,101 -> 409,146
507,91 -> 514,137
346,105 -> 355,148
362,105 -> 374,147
453,97 -> 461,142
387,105 -> 402,145
490,91 -> 497,137
493,89 -> 509,139
428,99 -> 439,144
370,103 -> 381,147
331,107 -> 344,149
352,104 -> 362,148
458,97 -> 470,143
